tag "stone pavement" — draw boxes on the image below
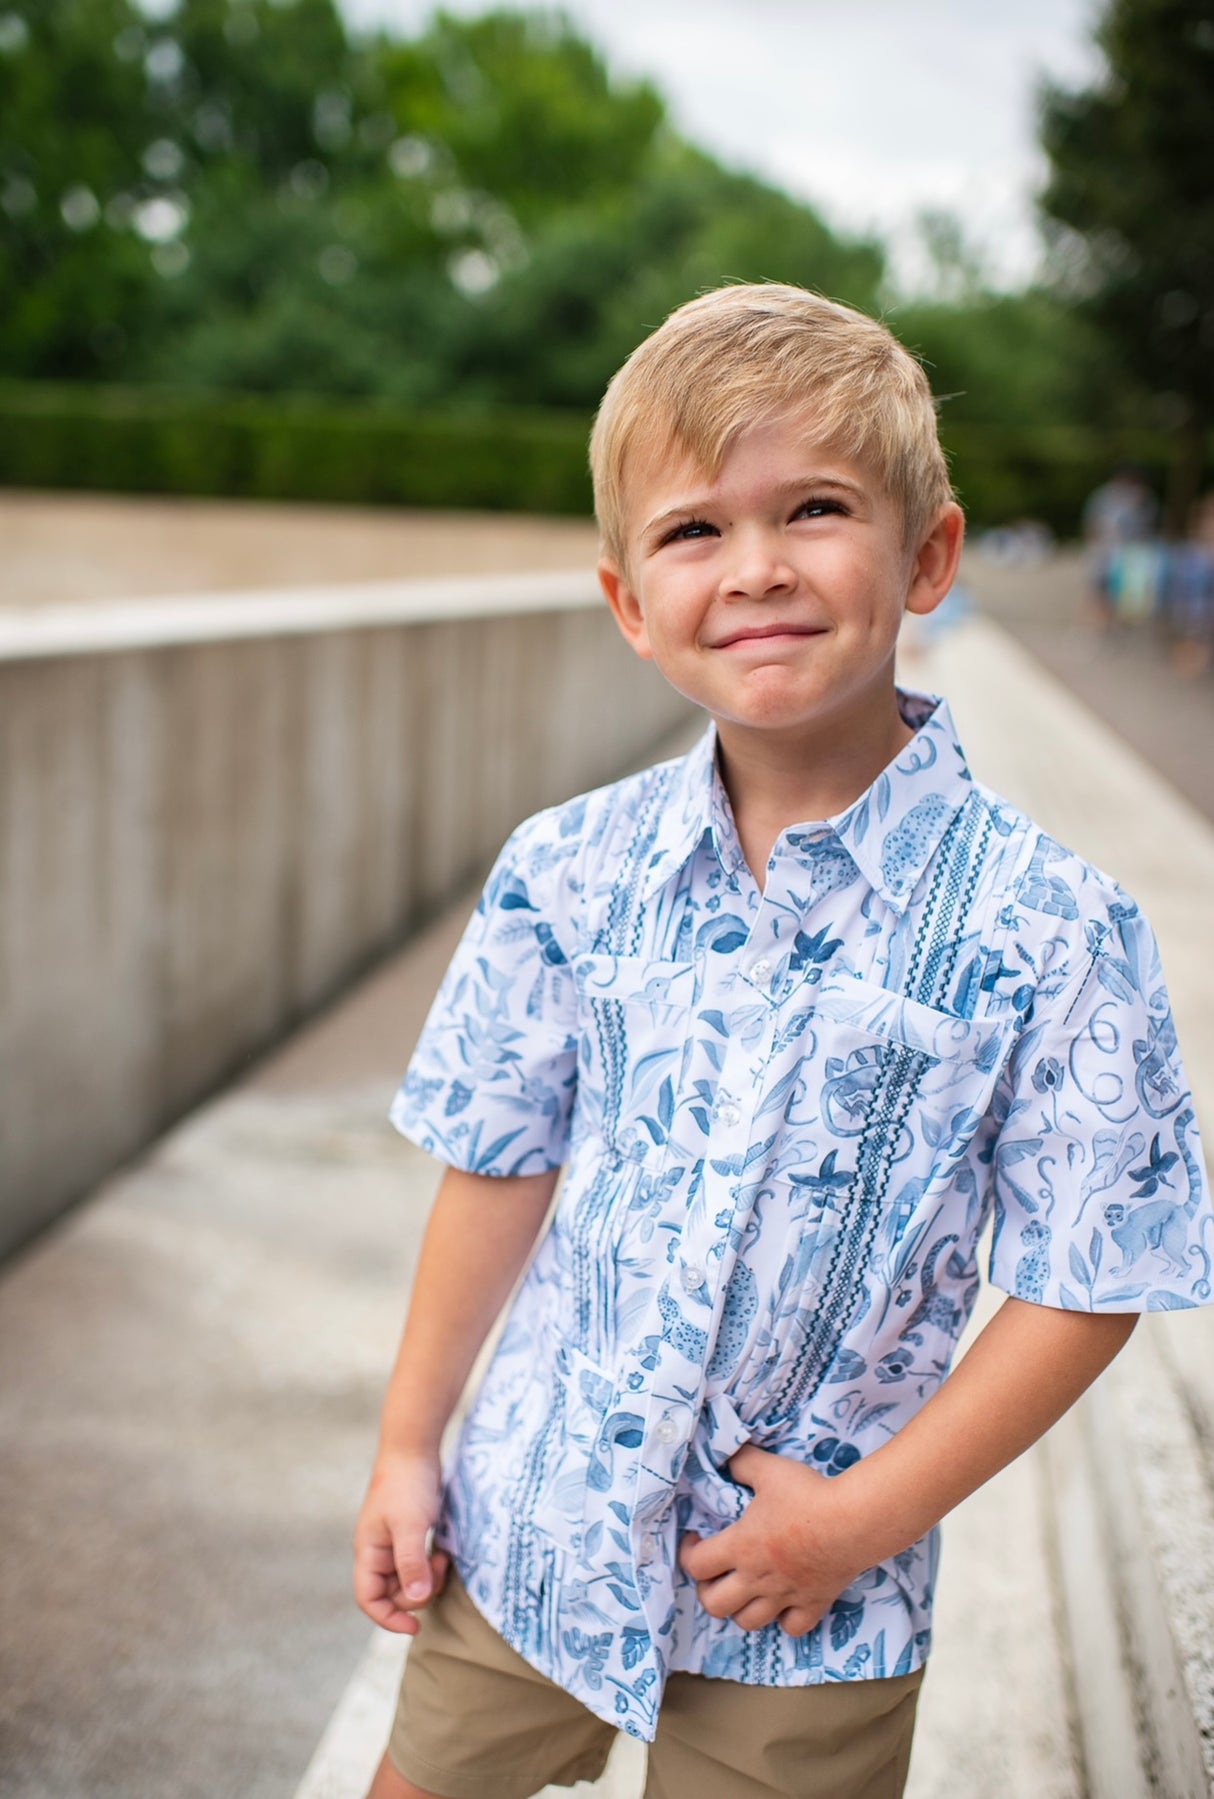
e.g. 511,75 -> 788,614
3,612 -> 1213,1798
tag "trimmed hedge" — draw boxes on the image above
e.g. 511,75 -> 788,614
0,382 -> 1202,533
0,381 -> 595,516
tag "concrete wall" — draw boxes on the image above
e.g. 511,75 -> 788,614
0,574 -> 693,1259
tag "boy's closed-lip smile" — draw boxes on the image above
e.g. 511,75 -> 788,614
712,621 -> 828,649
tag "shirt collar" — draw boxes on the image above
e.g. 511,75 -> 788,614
639,692 -> 973,913
830,690 -> 973,913
636,722 -> 719,904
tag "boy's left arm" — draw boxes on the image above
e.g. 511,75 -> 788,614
679,1297 -> 1136,1636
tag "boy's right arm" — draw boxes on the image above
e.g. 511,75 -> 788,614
352,1163 -> 558,1634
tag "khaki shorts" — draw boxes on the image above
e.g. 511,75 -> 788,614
388,1570 -> 923,1799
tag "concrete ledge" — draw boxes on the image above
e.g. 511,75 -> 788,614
0,567 -> 602,659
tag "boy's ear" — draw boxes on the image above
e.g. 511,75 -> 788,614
904,502 -> 965,618
597,558 -> 653,661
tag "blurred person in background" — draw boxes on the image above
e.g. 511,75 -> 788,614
1082,463 -> 1158,627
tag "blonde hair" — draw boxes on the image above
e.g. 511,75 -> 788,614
590,283 -> 954,570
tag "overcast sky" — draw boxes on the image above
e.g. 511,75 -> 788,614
337,0 -> 1105,291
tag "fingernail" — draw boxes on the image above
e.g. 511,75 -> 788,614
405,1580 -> 430,1601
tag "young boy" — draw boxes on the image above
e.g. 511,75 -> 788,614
353,285 -> 1212,1798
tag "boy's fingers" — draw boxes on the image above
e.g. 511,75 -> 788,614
695,1571 -> 753,1621
727,1443 -> 769,1488
352,1554 -> 425,1635
355,1541 -> 399,1572
732,1596 -> 781,1632
393,1528 -> 442,1603
358,1592 -> 423,1635
678,1528 -> 732,1580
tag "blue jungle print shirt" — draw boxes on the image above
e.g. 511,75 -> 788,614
391,691 -> 1212,1740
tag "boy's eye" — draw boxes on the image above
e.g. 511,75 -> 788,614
662,516 -> 717,544
794,495 -> 847,520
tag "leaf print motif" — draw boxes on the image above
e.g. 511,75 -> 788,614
1096,955 -> 1137,1004
1128,1132 -> 1179,1197
445,1079 -> 474,1116
495,874 -> 537,911
789,925 -> 844,972
830,1597 -> 864,1650
789,1149 -> 853,1204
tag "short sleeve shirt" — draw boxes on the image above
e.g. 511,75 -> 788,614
390,691 -> 1212,1740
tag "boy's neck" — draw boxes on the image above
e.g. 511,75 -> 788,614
714,689 -> 915,887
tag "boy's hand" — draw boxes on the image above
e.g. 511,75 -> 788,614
353,1450 -> 450,1635
678,1443 -> 867,1636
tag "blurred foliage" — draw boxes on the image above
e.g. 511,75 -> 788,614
891,287 -> 1127,431
1040,0 -> 1214,519
1,0 -> 1206,530
0,0 -> 884,405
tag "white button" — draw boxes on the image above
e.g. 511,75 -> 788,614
681,1264 -> 705,1292
751,957 -> 772,981
655,1416 -> 679,1446
639,1532 -> 657,1562
716,1102 -> 741,1128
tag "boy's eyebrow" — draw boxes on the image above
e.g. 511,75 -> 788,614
640,474 -> 868,538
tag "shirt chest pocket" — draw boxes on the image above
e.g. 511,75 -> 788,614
807,971 -> 1011,1169
572,953 -> 696,1166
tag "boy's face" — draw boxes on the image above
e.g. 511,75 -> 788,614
598,408 -> 963,755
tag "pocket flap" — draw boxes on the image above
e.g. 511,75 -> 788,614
814,972 -> 1008,1070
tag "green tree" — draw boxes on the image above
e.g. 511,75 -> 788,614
0,0 -> 159,377
0,2 -> 886,407
1040,0 -> 1214,521
374,8 -> 665,229
368,13 -> 883,409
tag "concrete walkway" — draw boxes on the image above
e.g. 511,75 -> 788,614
3,614 -> 1212,1798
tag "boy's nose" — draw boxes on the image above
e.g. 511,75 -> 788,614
719,529 -> 797,600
